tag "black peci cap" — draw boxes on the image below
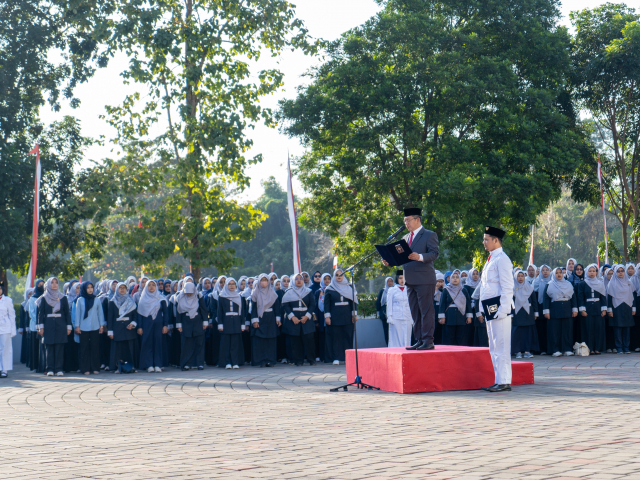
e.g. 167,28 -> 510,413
485,226 -> 506,239
403,207 -> 421,217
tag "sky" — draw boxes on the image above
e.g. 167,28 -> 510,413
39,0 -> 628,203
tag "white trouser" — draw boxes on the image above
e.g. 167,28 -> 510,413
486,316 -> 512,385
0,333 -> 13,372
388,320 -> 412,348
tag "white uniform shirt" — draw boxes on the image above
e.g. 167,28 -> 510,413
0,296 -> 16,336
479,247 -> 514,319
386,286 -> 412,324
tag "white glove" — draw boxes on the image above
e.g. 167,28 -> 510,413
387,317 -> 394,325
241,325 -> 246,331
218,325 -> 223,331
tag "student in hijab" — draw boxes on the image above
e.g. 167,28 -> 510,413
444,271 -> 452,285
603,268 -> 616,352
511,271 -> 539,359
606,264 -> 637,354
37,277 -> 72,376
433,273 -> 445,345
472,282 -> 489,348
314,273 -> 332,362
323,269 -> 358,365
62,280 -> 80,373
533,265 -> 552,355
438,270 -> 473,346
578,264 -> 607,355
99,280 -> 117,371
132,276 -> 149,304
310,271 -> 322,293
630,264 -> 640,352
282,273 -> 316,366
376,277 -> 395,347
604,268 -> 614,289
107,282 -> 139,373
386,271 -> 413,348
462,268 -> 481,346
74,281 -> 106,375
250,274 -> 282,367
217,278 -> 245,368
460,270 -> 468,285
301,271 -> 312,289
137,280 -> 168,372
543,267 -> 578,357
526,265 -> 537,284
269,275 -> 288,364
19,288 -> 35,366
0,283 -> 16,378
27,279 -> 45,371
167,280 -> 182,367
175,282 -> 208,370
162,280 -> 172,297
567,263 -> 585,344
565,258 -> 576,280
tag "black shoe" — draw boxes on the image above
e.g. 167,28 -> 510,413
309,361 -> 316,366
416,343 -> 435,350
197,366 -> 204,370
265,362 -> 273,368
487,384 -> 511,392
481,384 -> 497,391
406,342 -> 423,350
181,367 -> 190,371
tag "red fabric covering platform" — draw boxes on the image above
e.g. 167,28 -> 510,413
345,345 -> 534,393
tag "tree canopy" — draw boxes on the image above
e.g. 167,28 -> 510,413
279,0 -> 591,273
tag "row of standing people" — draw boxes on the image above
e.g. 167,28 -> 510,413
375,259 -> 640,357
15,269 -> 360,376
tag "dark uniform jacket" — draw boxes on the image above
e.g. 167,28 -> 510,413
37,297 -> 72,345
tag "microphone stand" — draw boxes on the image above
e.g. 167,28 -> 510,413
330,232 -> 403,392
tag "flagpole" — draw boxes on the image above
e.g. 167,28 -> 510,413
598,157 -> 609,264
287,152 -> 302,275
529,225 -> 535,266
25,145 -> 41,292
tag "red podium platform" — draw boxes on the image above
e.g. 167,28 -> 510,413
345,346 -> 534,393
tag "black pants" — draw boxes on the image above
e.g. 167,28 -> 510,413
45,343 -> 65,373
100,331 -> 110,367
582,315 -> 606,352
329,324 -> 353,362
315,328 -> 325,361
442,324 -> 468,346
547,318 -> 573,354
181,335 -> 205,368
111,339 -> 137,371
407,283 -> 436,345
289,333 -> 316,365
80,330 -> 101,373
379,315 -> 389,346
219,333 -> 244,367
614,327 -> 631,352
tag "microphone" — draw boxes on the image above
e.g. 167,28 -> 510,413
387,225 -> 407,241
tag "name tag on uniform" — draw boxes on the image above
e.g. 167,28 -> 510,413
293,307 -> 307,311
264,308 -> 273,312
226,312 -> 239,316
47,314 -> 61,318
117,317 -> 129,321
335,302 -> 348,306
586,298 -> 599,302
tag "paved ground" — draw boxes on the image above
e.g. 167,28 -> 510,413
1,354 -> 640,480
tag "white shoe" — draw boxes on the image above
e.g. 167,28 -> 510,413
114,370 -> 120,374
147,367 -> 155,373
281,358 -> 288,364
333,360 -> 340,365
618,351 -> 625,354
56,371 -> 64,376
183,366 -> 190,371
232,365 -> 239,369
46,371 -> 54,376
564,351 -> 574,356
225,364 -> 232,369
515,352 -> 522,359
154,366 -> 162,373
552,351 -> 562,357
635,348 -> 640,352
625,351 -> 631,354
540,352 -> 546,355
606,349 -> 612,353
613,349 -> 618,353
524,352 -> 534,358
316,357 -> 320,362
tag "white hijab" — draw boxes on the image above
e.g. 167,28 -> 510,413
326,269 -> 358,303
444,269 -> 465,315
583,263 -> 606,297
176,282 -> 200,319
282,274 -> 312,303
137,280 -> 166,319
219,277 -> 242,309
607,264 -> 635,308
42,277 -> 65,313
533,264 -> 552,303
545,267 -> 575,302
514,271 -> 534,314
464,268 -> 480,289
113,282 -> 136,317
380,277 -> 394,306
251,274 -> 278,318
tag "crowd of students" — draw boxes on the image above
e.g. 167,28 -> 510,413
376,260 -> 639,358
0,270 -> 362,378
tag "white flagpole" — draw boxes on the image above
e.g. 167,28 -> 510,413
598,157 -> 608,264
25,145 -> 41,292
287,153 -> 302,275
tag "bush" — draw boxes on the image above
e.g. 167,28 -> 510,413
357,293 -> 378,318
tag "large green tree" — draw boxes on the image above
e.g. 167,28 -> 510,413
279,0 -> 590,274
0,0 -> 108,288
83,0 -> 320,279
568,4 -> 640,262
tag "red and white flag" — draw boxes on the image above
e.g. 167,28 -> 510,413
25,145 -> 41,291
598,157 -> 608,264
287,154 -> 302,275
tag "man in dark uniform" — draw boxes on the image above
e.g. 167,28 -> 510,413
383,207 -> 439,350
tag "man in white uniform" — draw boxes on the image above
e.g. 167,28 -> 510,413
479,226 -> 514,392
0,282 -> 17,378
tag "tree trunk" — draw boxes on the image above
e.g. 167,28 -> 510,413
0,268 -> 7,297
622,222 -> 629,262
